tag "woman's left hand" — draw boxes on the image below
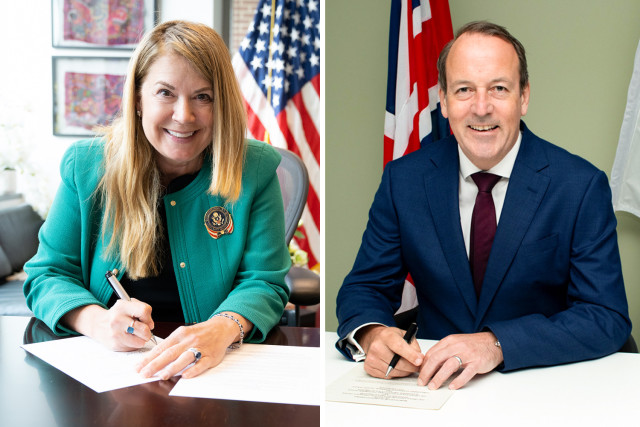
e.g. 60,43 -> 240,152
135,312 -> 251,380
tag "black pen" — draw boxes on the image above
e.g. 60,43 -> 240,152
105,271 -> 157,345
385,322 -> 418,377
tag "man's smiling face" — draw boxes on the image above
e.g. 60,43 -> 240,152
439,32 -> 530,170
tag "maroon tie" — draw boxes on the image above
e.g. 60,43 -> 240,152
470,172 -> 501,296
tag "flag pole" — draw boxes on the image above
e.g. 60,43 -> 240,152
263,0 -> 277,144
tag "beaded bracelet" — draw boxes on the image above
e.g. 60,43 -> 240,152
214,313 -> 244,349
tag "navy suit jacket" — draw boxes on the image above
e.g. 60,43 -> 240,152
336,123 -> 631,371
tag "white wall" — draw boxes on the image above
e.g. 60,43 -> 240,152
160,0 -> 215,26
1,2 -> 60,214
0,1 -> 217,216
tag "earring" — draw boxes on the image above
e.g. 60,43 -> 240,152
136,110 -> 141,117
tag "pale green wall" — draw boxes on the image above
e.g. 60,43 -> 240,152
325,0 -> 640,344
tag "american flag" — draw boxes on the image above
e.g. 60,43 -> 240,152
384,0 -> 452,312
233,0 -> 320,268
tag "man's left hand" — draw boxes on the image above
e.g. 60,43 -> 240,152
417,331 -> 503,390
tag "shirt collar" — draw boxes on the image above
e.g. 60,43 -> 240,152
458,132 -> 522,180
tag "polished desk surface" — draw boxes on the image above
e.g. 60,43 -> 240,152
325,332 -> 640,427
0,316 -> 319,427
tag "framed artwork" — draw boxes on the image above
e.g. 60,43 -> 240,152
52,0 -> 156,49
52,56 -> 129,137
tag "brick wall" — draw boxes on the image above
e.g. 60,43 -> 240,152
230,0 -> 260,54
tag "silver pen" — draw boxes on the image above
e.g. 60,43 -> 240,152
105,271 -> 158,345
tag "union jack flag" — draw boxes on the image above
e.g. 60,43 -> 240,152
233,0 -> 320,268
384,0 -> 452,312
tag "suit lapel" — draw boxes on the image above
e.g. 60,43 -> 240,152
423,139 -> 478,316
475,129 -> 550,326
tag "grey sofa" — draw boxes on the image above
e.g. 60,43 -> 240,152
0,203 -> 42,316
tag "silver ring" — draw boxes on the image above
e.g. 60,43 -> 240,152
188,347 -> 202,363
126,319 -> 135,334
453,355 -> 463,370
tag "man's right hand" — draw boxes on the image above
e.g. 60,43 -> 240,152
356,324 -> 424,378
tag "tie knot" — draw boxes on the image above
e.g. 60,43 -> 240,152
472,172 -> 501,193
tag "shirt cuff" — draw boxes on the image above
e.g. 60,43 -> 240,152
339,322 -> 385,362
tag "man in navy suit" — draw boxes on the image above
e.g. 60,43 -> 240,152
336,21 -> 631,390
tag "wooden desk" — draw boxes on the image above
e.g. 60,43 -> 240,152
325,332 -> 640,426
0,316 -> 319,427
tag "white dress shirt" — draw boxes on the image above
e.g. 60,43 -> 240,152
341,133 -> 522,361
458,132 -> 521,256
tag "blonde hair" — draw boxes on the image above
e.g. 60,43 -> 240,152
99,20 -> 247,279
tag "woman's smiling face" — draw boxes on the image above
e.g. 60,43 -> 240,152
138,52 -> 214,178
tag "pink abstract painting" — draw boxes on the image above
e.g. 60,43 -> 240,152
64,72 -> 125,130
63,0 -> 145,46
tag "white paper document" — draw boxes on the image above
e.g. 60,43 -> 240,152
169,344 -> 321,406
21,336 -> 162,392
326,364 -> 454,410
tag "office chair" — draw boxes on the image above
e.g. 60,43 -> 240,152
620,335 -> 638,353
274,147 -> 320,326
274,147 -> 309,245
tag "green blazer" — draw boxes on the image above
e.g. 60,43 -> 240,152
24,139 -> 291,342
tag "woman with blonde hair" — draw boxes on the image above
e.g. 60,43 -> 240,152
24,20 -> 290,379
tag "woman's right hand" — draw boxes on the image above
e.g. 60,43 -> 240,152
61,300 -> 155,351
